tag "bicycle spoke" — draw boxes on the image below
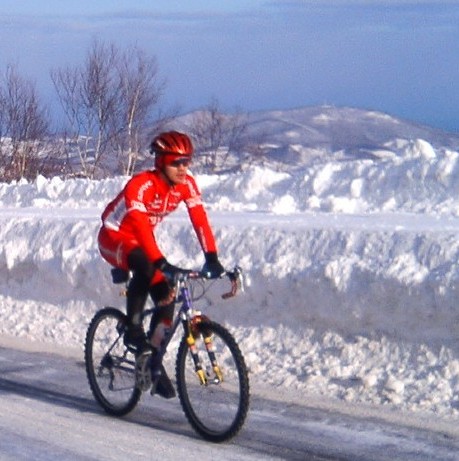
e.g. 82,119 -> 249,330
85,308 -> 141,416
176,320 -> 249,442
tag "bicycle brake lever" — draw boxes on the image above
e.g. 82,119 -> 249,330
221,266 -> 244,299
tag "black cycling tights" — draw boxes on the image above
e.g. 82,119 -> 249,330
126,248 -> 174,332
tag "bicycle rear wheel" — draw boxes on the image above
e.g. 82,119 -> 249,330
176,320 -> 250,442
84,307 -> 141,416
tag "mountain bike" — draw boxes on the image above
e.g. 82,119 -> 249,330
84,266 -> 249,443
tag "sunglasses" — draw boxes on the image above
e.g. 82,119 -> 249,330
169,158 -> 191,168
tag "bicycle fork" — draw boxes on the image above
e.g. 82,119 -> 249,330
186,315 -> 223,385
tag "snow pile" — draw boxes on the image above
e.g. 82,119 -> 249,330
3,137 -> 459,215
202,138 -> 459,215
1,136 -> 459,419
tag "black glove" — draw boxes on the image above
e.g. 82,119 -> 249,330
155,258 -> 189,280
201,252 -> 225,279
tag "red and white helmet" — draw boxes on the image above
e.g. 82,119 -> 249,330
150,131 -> 194,169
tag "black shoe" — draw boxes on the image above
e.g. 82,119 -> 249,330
124,325 -> 150,356
152,364 -> 176,399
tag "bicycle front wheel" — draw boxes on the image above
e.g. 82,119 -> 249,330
84,307 -> 141,416
176,320 -> 250,442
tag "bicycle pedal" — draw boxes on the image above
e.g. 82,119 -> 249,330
135,351 -> 153,392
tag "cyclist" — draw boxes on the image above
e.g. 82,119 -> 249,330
97,131 -> 224,398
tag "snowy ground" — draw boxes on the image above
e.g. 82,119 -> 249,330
1,135 -> 459,425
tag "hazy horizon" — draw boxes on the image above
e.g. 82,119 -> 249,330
1,1 -> 458,133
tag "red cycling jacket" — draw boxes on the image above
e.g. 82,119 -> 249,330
98,169 -> 217,269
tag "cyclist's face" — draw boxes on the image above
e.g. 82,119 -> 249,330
163,157 -> 191,184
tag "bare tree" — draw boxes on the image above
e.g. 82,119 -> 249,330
51,40 -> 122,178
189,97 -> 249,173
0,65 -> 49,181
51,40 -> 167,178
113,46 -> 165,175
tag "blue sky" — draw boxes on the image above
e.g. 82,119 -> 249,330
1,1 -> 458,133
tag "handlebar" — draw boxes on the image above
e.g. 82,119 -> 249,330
111,265 -> 245,300
222,266 -> 244,299
175,266 -> 244,299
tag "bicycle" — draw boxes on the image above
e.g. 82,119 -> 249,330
84,266 -> 249,443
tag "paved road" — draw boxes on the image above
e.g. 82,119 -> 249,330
0,346 -> 458,460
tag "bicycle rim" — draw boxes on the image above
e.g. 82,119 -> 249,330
176,320 -> 250,442
84,307 -> 141,416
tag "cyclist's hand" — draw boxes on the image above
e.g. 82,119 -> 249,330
202,252 -> 225,279
155,258 -> 190,280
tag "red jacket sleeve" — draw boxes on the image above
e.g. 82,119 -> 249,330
184,176 -> 218,254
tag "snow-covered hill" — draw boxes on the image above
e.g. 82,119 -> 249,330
247,106 -> 459,156
174,105 -> 459,169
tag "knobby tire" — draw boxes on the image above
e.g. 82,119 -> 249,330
175,320 -> 250,442
84,307 -> 141,416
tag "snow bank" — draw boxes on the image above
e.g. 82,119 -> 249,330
2,137 -> 459,419
3,138 -> 459,215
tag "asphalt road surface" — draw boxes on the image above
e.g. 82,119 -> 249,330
0,346 -> 458,461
